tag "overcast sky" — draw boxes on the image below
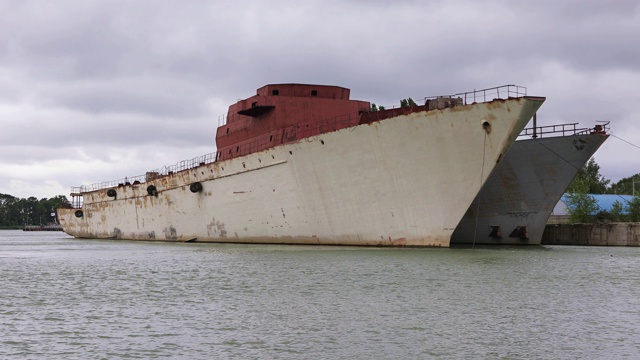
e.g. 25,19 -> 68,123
1,0 -> 639,199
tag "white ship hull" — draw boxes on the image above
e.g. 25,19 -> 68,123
450,132 -> 608,246
58,97 -> 544,247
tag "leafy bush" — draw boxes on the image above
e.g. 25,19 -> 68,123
628,196 -> 640,222
565,192 -> 600,224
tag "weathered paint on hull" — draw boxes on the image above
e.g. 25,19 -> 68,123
450,132 -> 608,246
58,97 -> 544,247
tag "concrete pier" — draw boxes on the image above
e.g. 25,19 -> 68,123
542,223 -> 640,246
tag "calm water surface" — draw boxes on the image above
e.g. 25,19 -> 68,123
1,230 -> 640,359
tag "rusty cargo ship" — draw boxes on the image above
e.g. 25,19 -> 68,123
57,84 -> 545,247
450,122 -> 609,246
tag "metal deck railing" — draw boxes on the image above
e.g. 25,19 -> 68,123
519,121 -> 610,139
70,152 -> 219,196
423,84 -> 527,105
70,85 -> 530,198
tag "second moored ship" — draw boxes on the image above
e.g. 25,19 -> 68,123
451,121 -> 609,246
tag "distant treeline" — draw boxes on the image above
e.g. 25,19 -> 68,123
565,159 -> 640,223
0,194 -> 70,228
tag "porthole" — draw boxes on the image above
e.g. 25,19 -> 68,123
190,182 -> 203,193
147,185 -> 158,196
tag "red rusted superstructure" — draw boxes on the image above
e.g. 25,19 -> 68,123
215,84 -> 371,161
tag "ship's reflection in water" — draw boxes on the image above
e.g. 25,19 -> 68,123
2,230 -> 639,359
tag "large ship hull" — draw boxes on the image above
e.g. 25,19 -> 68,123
58,97 -> 544,247
450,131 -> 608,246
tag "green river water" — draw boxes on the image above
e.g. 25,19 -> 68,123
1,230 -> 639,359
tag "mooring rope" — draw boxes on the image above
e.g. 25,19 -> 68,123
532,137 -> 581,171
472,132 -> 488,249
533,130 -> 639,171
609,132 -> 640,150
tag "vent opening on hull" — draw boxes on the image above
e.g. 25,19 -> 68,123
488,225 -> 502,240
509,226 -> 528,240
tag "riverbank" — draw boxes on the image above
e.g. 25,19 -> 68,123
22,225 -> 63,231
542,223 -> 640,246
0,226 -> 23,230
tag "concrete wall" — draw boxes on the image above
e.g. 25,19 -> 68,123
547,215 -> 570,224
542,223 -> 640,246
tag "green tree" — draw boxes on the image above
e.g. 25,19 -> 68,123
0,194 -> 18,227
609,200 -> 626,222
565,177 -> 600,223
400,97 -> 418,108
567,157 -> 610,194
0,193 -> 69,228
608,174 -> 640,195
628,196 -> 640,222
370,103 -> 387,112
